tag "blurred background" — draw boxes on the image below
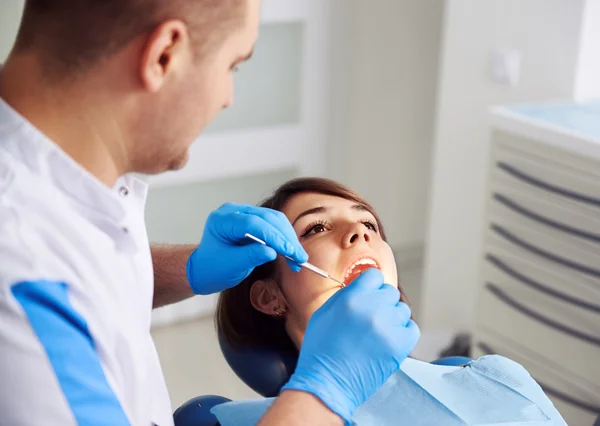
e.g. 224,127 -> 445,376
1,0 -> 599,424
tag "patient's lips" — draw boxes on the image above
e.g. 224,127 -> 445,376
342,257 -> 380,286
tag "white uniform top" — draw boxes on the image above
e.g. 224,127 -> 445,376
0,97 -> 173,425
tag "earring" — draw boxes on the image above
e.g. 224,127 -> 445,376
273,306 -> 287,317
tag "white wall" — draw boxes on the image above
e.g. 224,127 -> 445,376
0,1 -> 24,62
420,0 -> 586,332
575,0 -> 600,100
329,0 -> 445,251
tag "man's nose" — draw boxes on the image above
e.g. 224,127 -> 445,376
223,94 -> 234,109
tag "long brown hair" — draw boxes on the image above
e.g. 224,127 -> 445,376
216,177 -> 407,354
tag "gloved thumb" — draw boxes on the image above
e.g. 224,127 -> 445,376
345,268 -> 385,292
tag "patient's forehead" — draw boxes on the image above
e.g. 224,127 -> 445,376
282,193 -> 371,224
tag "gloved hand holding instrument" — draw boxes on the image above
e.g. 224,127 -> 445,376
186,203 -> 309,295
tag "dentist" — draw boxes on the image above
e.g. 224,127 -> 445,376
0,1 -> 419,425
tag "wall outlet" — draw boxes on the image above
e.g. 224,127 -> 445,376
491,48 -> 521,87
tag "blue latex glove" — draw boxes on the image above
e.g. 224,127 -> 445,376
281,268 -> 420,423
187,203 -> 308,295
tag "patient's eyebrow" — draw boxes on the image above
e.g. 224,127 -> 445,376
292,206 -> 328,226
292,204 -> 371,226
352,204 -> 369,213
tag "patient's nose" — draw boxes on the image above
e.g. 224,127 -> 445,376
343,225 -> 371,248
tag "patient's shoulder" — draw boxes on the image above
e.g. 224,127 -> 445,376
468,355 -> 567,424
468,354 -> 533,386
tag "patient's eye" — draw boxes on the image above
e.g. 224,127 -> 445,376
361,220 -> 379,233
301,220 -> 329,238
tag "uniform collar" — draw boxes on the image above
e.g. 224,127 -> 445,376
0,96 -> 148,240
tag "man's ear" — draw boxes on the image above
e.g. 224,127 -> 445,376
139,19 -> 190,92
250,280 -> 287,317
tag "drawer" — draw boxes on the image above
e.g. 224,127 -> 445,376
483,239 -> 600,301
477,260 -> 600,350
481,249 -> 600,316
472,331 -> 600,426
475,277 -> 600,384
486,219 -> 600,283
490,162 -> 600,224
490,145 -> 600,219
493,129 -> 600,182
488,182 -> 600,253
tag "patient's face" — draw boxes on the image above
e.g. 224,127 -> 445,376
273,193 -> 398,346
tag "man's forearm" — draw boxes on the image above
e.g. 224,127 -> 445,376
151,244 -> 196,308
258,390 -> 343,426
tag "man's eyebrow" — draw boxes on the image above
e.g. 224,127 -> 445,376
292,206 -> 328,226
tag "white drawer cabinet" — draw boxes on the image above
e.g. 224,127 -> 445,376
473,101 -> 600,426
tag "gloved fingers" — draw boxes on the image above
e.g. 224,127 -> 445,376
405,319 -> 420,336
228,214 -> 295,258
377,283 -> 401,303
387,319 -> 420,357
404,319 -> 421,346
285,258 -> 303,273
344,268 -> 384,292
392,301 -> 413,325
216,202 -> 251,214
234,205 -> 308,264
239,243 -> 278,271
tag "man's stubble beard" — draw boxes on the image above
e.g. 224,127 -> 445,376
129,142 -> 190,175
167,148 -> 190,171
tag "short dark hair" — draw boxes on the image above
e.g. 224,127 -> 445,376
14,0 -> 246,77
216,177 -> 410,356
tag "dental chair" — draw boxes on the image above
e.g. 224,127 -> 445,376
172,333 -> 472,426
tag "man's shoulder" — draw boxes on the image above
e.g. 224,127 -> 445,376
0,200 -> 81,294
0,146 -> 78,234
0,148 -> 61,223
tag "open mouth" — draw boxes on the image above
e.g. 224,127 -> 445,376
342,257 -> 380,286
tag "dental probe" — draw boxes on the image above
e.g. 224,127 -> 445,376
244,233 -> 346,287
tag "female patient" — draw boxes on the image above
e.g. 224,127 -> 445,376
215,177 -> 566,425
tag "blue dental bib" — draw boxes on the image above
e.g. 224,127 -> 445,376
211,355 -> 566,425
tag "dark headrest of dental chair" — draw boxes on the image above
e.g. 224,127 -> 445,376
173,332 -> 473,426
173,334 -> 299,426
217,333 -> 298,398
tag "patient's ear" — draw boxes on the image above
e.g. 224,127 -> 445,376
250,280 -> 287,317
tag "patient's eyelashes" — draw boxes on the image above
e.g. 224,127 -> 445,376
300,219 -> 379,239
361,220 -> 379,233
301,220 -> 330,238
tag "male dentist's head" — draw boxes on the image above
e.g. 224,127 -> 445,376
0,0 -> 260,183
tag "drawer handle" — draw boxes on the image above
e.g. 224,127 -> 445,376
486,254 -> 600,314
485,282 -> 600,347
477,341 -> 600,415
497,162 -> 600,207
491,224 -> 600,279
493,193 -> 600,244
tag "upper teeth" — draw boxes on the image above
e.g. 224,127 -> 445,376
343,258 -> 378,281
